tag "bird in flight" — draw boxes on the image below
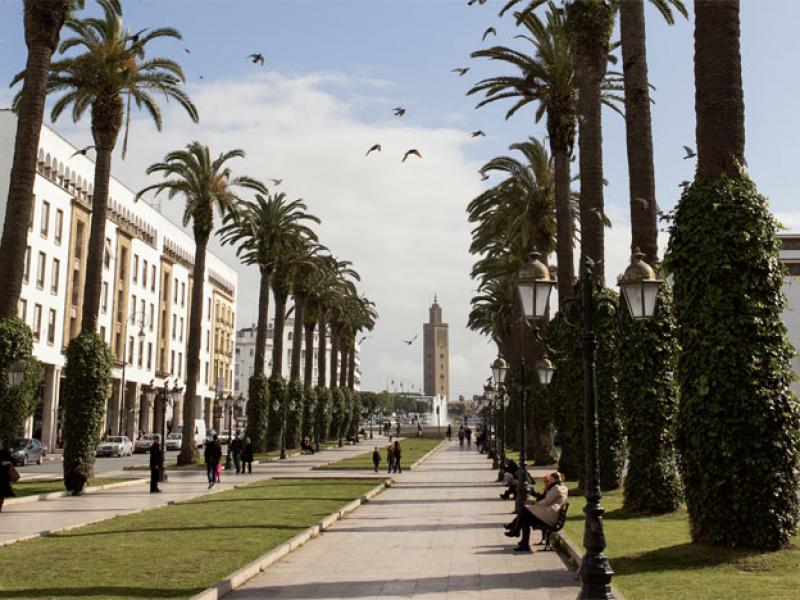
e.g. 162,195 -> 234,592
269,178 -> 283,186
682,145 -> 696,159
402,149 -> 422,162
393,107 -> 406,117
482,27 -> 497,40
471,130 -> 486,137
184,48 -> 191,54
403,335 -> 418,345
199,75 -> 204,79
69,145 -> 95,159
248,53 -> 265,66
366,144 -> 382,156
480,171 -> 490,181
468,0 -> 488,5
358,335 -> 372,345
679,180 -> 691,189
127,28 -> 147,43
452,67 -> 470,77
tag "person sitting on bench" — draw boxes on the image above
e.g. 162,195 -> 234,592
499,456 -> 521,499
506,471 -> 568,553
300,436 -> 315,454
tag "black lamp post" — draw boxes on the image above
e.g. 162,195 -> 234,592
273,398 -> 289,460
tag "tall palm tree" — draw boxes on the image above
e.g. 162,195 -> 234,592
0,0 -> 119,318
137,143 -> 264,465
288,243 -> 325,384
25,0 -> 197,331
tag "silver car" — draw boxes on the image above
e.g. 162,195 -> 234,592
133,433 -> 162,453
96,436 -> 133,457
165,432 -> 182,451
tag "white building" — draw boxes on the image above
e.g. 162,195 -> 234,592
0,110 -> 238,449
234,320 -> 361,398
778,233 -> 800,397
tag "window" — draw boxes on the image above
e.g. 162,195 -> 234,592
149,303 -> 154,331
147,342 -> 153,370
36,252 -> 46,288
29,195 -> 35,230
116,290 -> 123,322
114,332 -> 121,357
288,331 -> 293,341
138,338 -> 144,368
151,265 -> 156,291
51,258 -> 60,294
207,297 -> 211,321
249,348 -> 253,357
170,350 -> 175,375
118,247 -> 127,281
47,309 -> 56,345
132,254 -> 139,283
141,259 -> 147,288
206,329 -> 210,352
55,209 -> 64,244
75,222 -> 84,259
100,325 -> 106,341
178,352 -> 183,377
128,336 -> 134,365
18,299 -> 27,321
104,237 -> 111,269
163,273 -> 169,301
32,304 -> 42,340
171,315 -> 176,340
71,270 -> 80,306
205,362 -> 209,385
131,294 -> 137,318
173,277 -> 178,303
140,299 -> 145,322
161,309 -> 167,339
23,246 -> 30,283
40,201 -> 50,237
181,282 -> 185,307
179,317 -> 184,342
101,282 -> 108,313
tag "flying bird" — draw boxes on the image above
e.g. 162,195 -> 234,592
69,145 -> 95,159
471,130 -> 486,138
184,48 -> 191,54
468,0 -> 488,5
393,107 -> 406,117
482,27 -> 497,40
199,75 -> 204,79
480,171 -> 490,181
452,67 -> 470,76
248,53 -> 265,66
358,335 -> 372,345
682,145 -> 696,159
365,144 -> 382,156
403,335 -> 418,345
269,178 -> 283,186
402,149 -> 422,162
127,28 -> 147,43
679,180 -> 691,189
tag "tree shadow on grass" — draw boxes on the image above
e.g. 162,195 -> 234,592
0,585 -> 206,598
611,542 -> 769,576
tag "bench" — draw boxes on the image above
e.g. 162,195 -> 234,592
538,502 -> 569,551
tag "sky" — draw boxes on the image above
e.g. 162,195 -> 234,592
1,0 -> 799,399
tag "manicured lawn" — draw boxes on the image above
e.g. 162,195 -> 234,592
560,483 -> 800,600
0,477 -> 382,599
315,438 -> 442,470
127,444 -> 340,471
12,477 -> 132,498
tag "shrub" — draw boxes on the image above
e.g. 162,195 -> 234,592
315,386 -> 332,442
246,373 -> 269,453
266,375 -> 285,451
285,379 -> 303,449
0,318 -> 43,446
302,384 -> 315,439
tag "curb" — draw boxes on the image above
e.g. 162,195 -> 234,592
552,531 -> 628,600
6,477 -> 147,507
189,479 -> 392,600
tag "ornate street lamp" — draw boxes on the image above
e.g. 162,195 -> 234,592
536,356 -> 555,386
491,355 -> 509,386
516,250 -> 557,323
619,250 -> 663,320
6,359 -> 26,388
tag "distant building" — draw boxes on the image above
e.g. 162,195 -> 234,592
423,295 -> 449,399
778,233 -> 800,397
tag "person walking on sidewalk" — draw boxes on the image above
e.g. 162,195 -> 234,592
392,441 -> 403,473
465,426 -> 472,449
386,444 -> 395,473
231,435 -> 243,474
241,437 -> 253,474
372,447 -> 381,473
204,434 -> 222,488
149,438 -> 163,493
458,426 -> 465,448
0,445 -> 16,512
446,424 -> 452,441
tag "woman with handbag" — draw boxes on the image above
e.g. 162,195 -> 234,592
0,444 -> 18,512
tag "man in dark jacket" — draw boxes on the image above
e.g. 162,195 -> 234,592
500,456 -> 520,499
241,437 -> 253,474
204,434 -> 222,488
230,435 -> 244,474
150,438 -> 164,493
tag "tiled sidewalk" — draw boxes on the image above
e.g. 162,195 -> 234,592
230,442 -> 580,600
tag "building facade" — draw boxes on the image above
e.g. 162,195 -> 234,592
423,296 -> 449,399
778,233 -> 800,398
234,320 -> 360,399
0,110 -> 238,449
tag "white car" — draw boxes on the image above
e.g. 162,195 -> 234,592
134,433 -> 162,453
96,436 -> 133,457
165,432 -> 183,451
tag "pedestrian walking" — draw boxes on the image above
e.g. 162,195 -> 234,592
392,441 -> 403,473
446,424 -> 452,441
242,437 -> 253,474
0,445 -> 17,512
149,437 -> 163,493
386,444 -> 395,473
458,426 -> 465,448
204,434 -> 222,488
372,446 -> 381,473
466,426 -> 472,449
231,434 -> 243,474
395,421 -> 401,437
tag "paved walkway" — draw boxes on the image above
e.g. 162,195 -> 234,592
230,441 -> 580,600
0,442 -> 382,546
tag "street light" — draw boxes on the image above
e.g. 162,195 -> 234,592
6,359 -> 26,388
536,356 -> 555,386
272,399 -> 288,460
516,250 -> 557,323
619,250 -> 663,320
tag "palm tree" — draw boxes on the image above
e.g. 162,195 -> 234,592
0,0 -> 119,318
288,243 -> 325,384
137,143 -> 264,465
26,0 -> 197,332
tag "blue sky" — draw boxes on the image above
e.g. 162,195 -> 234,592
1,0 -> 798,397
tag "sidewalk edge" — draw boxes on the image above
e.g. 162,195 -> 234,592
6,477 -> 147,507
551,531 -> 628,600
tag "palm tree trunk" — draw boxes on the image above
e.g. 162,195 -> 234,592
289,294 -> 305,382
271,282 -> 288,378
695,0 -> 744,180
253,267 -> 271,376
347,345 -> 356,390
304,321 -> 315,384
317,312 -> 328,388
178,229 -> 209,465
329,326 -> 339,388
552,146 -> 575,305
620,0 -> 658,264
338,345 -> 347,388
0,1 -> 67,318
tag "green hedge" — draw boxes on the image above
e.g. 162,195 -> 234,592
302,384 -> 314,439
0,318 -> 43,446
62,332 -> 112,479
266,375 -> 285,451
315,386 -> 331,442
329,387 -> 344,440
285,379 -> 303,449
246,373 -> 269,453
667,174 -> 800,549
619,285 -> 682,514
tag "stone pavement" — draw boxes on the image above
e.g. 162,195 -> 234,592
229,441 -> 580,600
0,441 -> 385,546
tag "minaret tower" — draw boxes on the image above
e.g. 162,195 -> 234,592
423,294 -> 449,399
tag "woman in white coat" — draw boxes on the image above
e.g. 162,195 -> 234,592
510,471 -> 568,552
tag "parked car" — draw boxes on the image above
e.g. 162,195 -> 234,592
96,436 -> 133,457
165,432 -> 183,451
133,433 -> 162,453
11,438 -> 44,466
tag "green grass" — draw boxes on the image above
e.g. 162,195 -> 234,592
12,478 -> 131,498
315,438 -> 442,470
0,477 -> 381,599
126,444 -> 340,471
560,483 -> 800,600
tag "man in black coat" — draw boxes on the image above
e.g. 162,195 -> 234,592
204,434 -> 222,488
150,438 -> 163,493
230,435 -> 244,474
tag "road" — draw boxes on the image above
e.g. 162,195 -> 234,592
16,450 -> 181,477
